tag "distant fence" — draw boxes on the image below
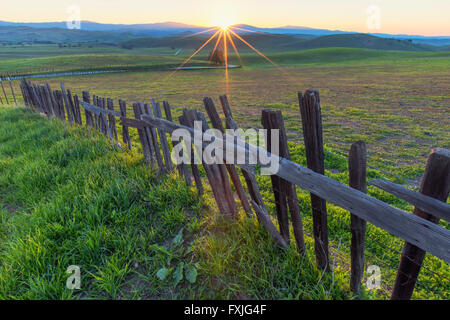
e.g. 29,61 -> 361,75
18,79 -> 450,300
0,76 -> 18,106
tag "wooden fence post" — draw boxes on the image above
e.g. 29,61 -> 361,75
133,103 -> 153,165
195,111 -> 236,216
28,81 -> 38,111
298,90 -> 330,272
152,100 -> 174,172
204,97 -> 253,216
44,83 -> 57,118
349,141 -> 367,294
99,97 -> 106,133
391,148 -> 450,300
145,101 -> 165,171
68,90 -> 82,125
219,95 -> 268,213
261,110 -> 290,244
55,90 -> 66,120
82,91 -> 93,127
60,82 -> 74,123
100,98 -> 109,135
107,98 -> 118,141
275,110 -> 306,253
179,111 -> 203,193
119,100 -> 131,149
36,85 -> 47,114
173,114 -> 193,187
100,99 -> 113,140
261,109 -> 306,252
93,96 -> 100,130
73,94 -> 82,125
141,103 -> 162,169
97,97 -> 104,132
163,101 -> 191,184
41,85 -> 51,116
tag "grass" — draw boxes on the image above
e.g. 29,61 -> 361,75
0,105 -> 356,300
0,104 -> 448,300
0,52 -> 202,76
0,105 -> 201,299
2,46 -> 450,75
0,44 -> 181,60
0,47 -> 448,299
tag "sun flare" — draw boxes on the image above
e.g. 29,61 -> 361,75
167,22 -> 287,93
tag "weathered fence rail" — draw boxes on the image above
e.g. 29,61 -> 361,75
17,79 -> 450,300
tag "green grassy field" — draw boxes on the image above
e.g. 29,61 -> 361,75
0,105 -> 356,299
3,48 -> 445,175
0,104 -> 447,300
0,47 -> 448,299
0,44 -> 181,60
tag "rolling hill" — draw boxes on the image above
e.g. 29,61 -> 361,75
0,26 -> 141,44
0,21 -> 207,37
119,33 -> 302,51
1,23 -> 448,52
120,33 -> 445,52
283,33 -> 437,51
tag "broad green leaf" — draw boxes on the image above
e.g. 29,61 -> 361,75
156,267 -> 170,281
173,262 -> 184,286
172,228 -> 184,246
185,264 -> 198,284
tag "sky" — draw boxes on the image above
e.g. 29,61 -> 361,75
1,0 -> 449,36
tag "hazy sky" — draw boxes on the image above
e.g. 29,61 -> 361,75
1,0 -> 449,36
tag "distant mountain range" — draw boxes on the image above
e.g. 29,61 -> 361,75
0,21 -> 206,37
1,20 -> 449,48
1,20 -> 449,40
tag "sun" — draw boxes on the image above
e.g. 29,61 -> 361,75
216,20 -> 233,31
219,23 -> 231,31
213,15 -> 235,31
167,20 -> 288,94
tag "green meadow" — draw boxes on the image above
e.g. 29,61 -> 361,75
0,46 -> 449,299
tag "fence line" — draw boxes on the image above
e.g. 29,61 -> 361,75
17,79 -> 449,300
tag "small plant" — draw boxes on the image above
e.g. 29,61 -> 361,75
156,228 -> 199,286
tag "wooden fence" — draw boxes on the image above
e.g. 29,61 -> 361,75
18,79 -> 450,300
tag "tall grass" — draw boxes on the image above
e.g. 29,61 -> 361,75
0,106 -> 199,299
